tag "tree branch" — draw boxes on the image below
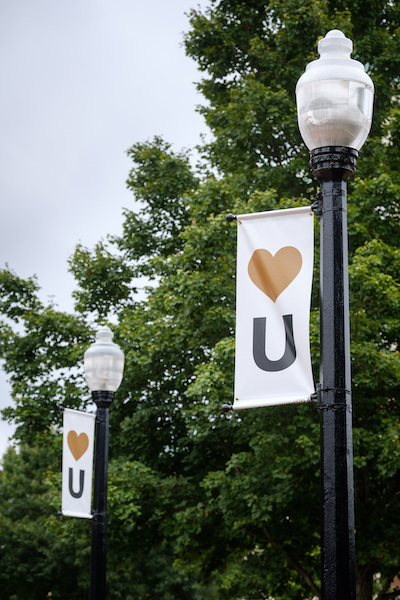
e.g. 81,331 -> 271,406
376,572 -> 400,600
245,526 -> 321,599
356,560 -> 379,582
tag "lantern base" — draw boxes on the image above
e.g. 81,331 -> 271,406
92,390 -> 115,407
310,146 -> 358,182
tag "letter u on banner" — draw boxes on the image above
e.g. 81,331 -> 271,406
62,408 -> 95,518
234,206 -> 315,409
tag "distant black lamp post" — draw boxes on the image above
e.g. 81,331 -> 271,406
295,30 -> 374,600
84,326 -> 125,600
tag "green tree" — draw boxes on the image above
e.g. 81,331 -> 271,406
2,1 -> 400,599
0,443 -> 92,600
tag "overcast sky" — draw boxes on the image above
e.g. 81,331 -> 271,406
0,0 -> 209,459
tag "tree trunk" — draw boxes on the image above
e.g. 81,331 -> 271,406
356,567 -> 373,600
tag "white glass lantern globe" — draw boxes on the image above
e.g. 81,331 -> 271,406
84,326 -> 125,392
296,29 -> 374,151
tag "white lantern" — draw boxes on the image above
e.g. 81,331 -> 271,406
84,326 -> 125,392
296,29 -> 374,151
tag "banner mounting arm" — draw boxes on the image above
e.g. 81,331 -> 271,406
226,214 -> 242,224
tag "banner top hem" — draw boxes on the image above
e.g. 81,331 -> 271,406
63,407 -> 96,419
237,206 -> 312,221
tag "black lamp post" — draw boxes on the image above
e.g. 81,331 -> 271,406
84,326 -> 125,600
295,30 -> 374,599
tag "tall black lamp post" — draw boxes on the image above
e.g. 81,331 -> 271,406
84,326 -> 125,600
295,30 -> 374,599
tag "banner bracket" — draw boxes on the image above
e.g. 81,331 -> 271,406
311,192 -> 323,218
226,214 -> 242,225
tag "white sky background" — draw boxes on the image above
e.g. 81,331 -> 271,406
0,0 -> 210,459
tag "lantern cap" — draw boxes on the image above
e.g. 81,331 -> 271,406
318,29 -> 353,60
296,29 -> 371,87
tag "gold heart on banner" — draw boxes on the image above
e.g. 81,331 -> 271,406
67,431 -> 89,461
248,247 -> 303,302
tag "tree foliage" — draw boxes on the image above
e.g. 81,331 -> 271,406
1,1 -> 400,599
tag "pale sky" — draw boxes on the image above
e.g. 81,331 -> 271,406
0,0 -> 209,459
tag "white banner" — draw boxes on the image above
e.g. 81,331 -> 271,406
62,408 -> 95,518
234,206 -> 315,409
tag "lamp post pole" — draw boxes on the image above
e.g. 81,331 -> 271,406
90,390 -> 114,600
311,146 -> 357,599
84,326 -> 125,600
296,30 -> 374,599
